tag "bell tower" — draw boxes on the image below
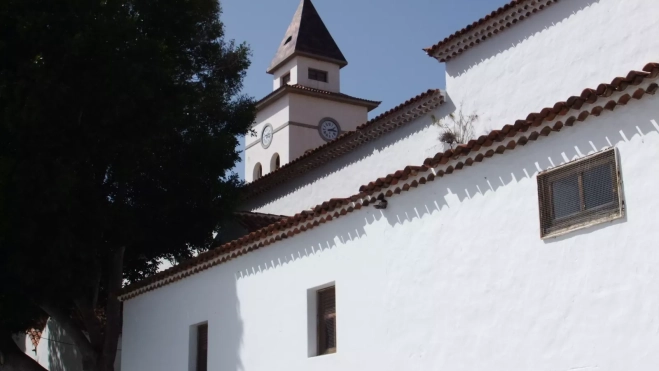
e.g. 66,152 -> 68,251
244,0 -> 380,183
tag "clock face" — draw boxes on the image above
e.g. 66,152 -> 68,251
261,124 -> 273,148
319,119 -> 339,141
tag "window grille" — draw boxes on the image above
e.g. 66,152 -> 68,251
308,68 -> 328,83
537,147 -> 624,238
317,286 -> 336,355
197,324 -> 208,371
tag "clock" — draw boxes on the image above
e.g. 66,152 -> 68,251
318,118 -> 340,141
261,124 -> 273,148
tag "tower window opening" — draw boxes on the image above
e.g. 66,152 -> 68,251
271,153 -> 281,172
281,73 -> 291,85
253,163 -> 263,180
284,36 -> 292,45
308,68 -> 328,83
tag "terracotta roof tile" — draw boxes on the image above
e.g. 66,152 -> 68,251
424,0 -> 560,62
244,89 -> 445,199
267,0 -> 348,73
118,62 -> 658,301
234,211 -> 287,232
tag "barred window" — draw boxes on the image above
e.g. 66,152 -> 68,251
537,148 -> 624,238
196,324 -> 208,371
308,68 -> 328,83
317,286 -> 336,355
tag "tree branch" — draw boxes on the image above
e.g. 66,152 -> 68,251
74,298 -> 103,351
98,246 -> 125,371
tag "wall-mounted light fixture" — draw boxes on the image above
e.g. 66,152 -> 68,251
373,199 -> 388,209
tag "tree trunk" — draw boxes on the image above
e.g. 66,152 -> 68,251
97,246 -> 125,371
0,330 -> 48,371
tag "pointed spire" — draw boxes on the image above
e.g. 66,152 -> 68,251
267,0 -> 348,74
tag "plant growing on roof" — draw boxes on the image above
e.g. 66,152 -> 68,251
431,105 -> 479,148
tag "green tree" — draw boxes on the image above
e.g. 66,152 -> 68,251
0,0 -> 255,370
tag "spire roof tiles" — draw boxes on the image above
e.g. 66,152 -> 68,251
267,0 -> 348,73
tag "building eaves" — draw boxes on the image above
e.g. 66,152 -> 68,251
235,211 -> 288,233
117,62 -> 658,301
245,88 -> 444,199
256,84 -> 381,113
424,0 -> 560,62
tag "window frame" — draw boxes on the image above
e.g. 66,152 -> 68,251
196,323 -> 208,371
316,286 -> 336,355
537,147 -> 624,239
308,68 -> 328,83
281,73 -> 291,86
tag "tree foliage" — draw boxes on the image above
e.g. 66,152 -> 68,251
0,0 -> 255,369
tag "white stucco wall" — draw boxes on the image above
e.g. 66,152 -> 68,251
245,96 -> 290,183
271,57 -> 299,90
288,94 -> 368,161
122,97 -> 659,370
243,100 -> 452,216
245,92 -> 372,183
444,0 -> 659,134
272,56 -> 341,92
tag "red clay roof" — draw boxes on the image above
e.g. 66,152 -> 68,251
243,88 -> 445,199
235,211 -> 288,233
118,62 -> 658,301
256,84 -> 381,112
424,0 -> 560,62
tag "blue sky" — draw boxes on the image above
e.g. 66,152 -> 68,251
222,0 -> 511,179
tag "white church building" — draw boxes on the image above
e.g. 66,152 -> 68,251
119,0 -> 659,370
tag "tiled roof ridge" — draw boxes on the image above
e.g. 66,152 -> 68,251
424,0 -> 560,62
243,88 -> 444,199
288,84 -> 381,105
117,62 -> 658,301
234,210 -> 289,233
234,210 -> 288,218
256,84 -> 381,110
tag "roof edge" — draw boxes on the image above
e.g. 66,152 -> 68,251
424,0 -> 560,62
117,62 -> 658,301
255,85 -> 381,113
267,51 -> 349,75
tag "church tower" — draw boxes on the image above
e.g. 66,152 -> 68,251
245,0 -> 380,183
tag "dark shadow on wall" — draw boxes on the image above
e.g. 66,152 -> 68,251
446,0 -> 601,77
214,272 -> 245,371
46,318 -> 83,371
243,98 -> 457,213
12,333 -> 28,353
234,211 -> 368,281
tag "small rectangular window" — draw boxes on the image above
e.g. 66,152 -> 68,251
281,73 -> 291,85
196,324 -> 208,371
537,148 -> 624,238
317,286 -> 336,355
308,68 -> 328,83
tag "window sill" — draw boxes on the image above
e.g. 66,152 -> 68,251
309,351 -> 337,359
541,211 -> 624,240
